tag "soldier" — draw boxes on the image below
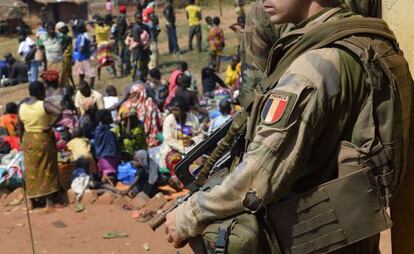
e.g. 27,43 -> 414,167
164,0 -> 413,254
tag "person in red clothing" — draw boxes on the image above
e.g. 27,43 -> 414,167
0,102 -> 18,137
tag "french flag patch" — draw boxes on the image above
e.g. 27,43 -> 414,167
261,93 -> 290,124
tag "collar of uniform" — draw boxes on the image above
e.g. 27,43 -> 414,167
264,7 -> 347,76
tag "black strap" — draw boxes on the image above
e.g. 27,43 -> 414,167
257,17 -> 397,96
214,219 -> 237,254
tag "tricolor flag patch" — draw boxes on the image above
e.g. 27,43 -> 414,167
261,93 -> 290,124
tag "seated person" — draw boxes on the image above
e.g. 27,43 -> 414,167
113,112 -> 148,161
208,98 -> 232,135
103,85 -> 119,121
0,102 -> 18,137
4,53 -> 28,86
129,150 -> 163,198
75,80 -> 105,116
94,109 -> 120,184
174,74 -> 207,115
159,96 -> 204,177
57,85 -> 80,135
224,56 -> 241,91
201,62 -> 226,97
145,68 -> 169,110
67,127 -> 97,174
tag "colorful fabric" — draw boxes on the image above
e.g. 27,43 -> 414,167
97,156 -> 120,176
36,27 -> 48,47
159,113 -> 203,169
2,136 -> 20,150
208,26 -> 225,52
57,109 -> 79,134
165,150 -> 181,176
143,5 -> 154,25
97,41 -> 114,66
40,70 -> 60,83
119,83 -> 163,147
22,132 -> 59,198
113,125 -> 147,160
0,114 -> 18,137
163,69 -> 182,110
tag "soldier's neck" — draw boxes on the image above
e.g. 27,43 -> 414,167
306,3 -> 327,20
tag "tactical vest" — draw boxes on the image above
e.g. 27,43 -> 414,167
247,13 -> 413,254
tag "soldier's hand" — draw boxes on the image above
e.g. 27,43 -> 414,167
165,209 -> 188,248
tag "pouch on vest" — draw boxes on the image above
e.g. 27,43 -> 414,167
201,213 -> 267,254
197,166 -> 269,254
268,169 -> 391,254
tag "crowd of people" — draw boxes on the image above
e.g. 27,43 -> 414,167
0,0 -> 245,209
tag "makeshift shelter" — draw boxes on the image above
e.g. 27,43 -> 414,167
26,0 -> 89,24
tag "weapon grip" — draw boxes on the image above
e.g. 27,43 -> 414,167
149,213 -> 167,231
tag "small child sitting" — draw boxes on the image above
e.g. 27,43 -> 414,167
0,102 -> 18,137
67,127 -> 97,174
94,109 -> 120,184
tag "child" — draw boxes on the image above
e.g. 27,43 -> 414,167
203,16 -> 213,51
103,85 -> 119,121
224,56 -> 241,91
208,17 -> 225,71
208,98 -> 232,134
0,102 -> 18,137
67,127 -> 97,174
94,109 -> 120,184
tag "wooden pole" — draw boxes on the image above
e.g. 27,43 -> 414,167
219,0 -> 222,16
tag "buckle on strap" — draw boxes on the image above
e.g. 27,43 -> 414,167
214,219 -> 237,254
375,170 -> 395,187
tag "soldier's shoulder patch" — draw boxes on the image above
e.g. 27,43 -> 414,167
261,91 -> 297,126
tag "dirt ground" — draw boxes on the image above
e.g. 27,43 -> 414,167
0,198 -> 393,254
0,202 -> 193,254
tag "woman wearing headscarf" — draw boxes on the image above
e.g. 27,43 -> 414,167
118,82 -> 163,147
18,81 -> 62,209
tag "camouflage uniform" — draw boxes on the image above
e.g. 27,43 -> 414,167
175,7 -> 412,253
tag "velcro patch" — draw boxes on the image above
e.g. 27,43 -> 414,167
261,92 -> 296,126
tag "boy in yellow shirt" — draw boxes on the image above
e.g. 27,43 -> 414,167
185,0 -> 202,52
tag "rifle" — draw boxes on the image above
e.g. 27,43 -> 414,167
149,115 -> 240,231
149,158 -> 231,231
174,116 -> 234,187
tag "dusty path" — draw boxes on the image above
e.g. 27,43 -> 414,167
0,203 -> 192,254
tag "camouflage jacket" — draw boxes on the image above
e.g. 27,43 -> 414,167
175,9 -> 371,237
